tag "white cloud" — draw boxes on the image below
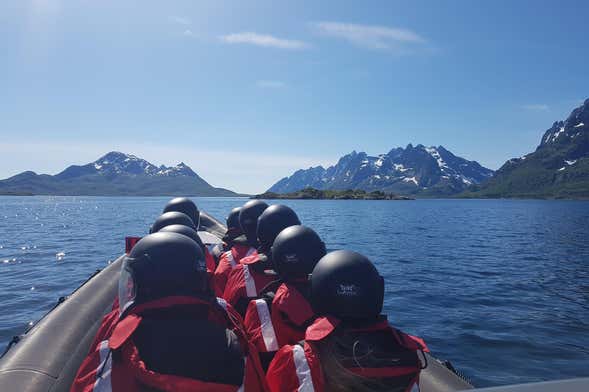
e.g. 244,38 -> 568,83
256,80 -> 286,89
522,104 -> 549,112
219,32 -> 309,50
0,141 -> 336,195
168,16 -> 191,25
313,21 -> 426,50
183,29 -> 196,38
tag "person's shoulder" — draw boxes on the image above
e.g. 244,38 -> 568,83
272,283 -> 289,302
269,343 -> 297,366
239,254 -> 259,264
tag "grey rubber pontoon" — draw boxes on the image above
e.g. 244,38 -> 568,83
1,211 -> 582,391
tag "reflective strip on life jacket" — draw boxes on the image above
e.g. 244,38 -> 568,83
216,297 -> 228,311
254,299 -> 279,352
292,344 -> 314,392
226,251 -> 236,267
93,340 -> 113,392
243,265 -> 257,297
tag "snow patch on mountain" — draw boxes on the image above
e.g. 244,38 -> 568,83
460,176 -> 473,185
403,176 -> 419,185
551,127 -> 565,142
425,147 -> 448,169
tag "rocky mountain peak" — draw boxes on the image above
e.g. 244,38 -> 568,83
91,151 -> 158,176
97,151 -> 130,161
157,162 -> 198,177
539,100 -> 588,149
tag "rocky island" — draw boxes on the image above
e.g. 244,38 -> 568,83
253,187 -> 412,200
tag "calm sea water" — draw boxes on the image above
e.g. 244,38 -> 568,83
0,196 -> 588,386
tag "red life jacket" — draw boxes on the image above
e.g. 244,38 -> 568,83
72,296 -> 265,392
266,316 -> 427,392
205,247 -> 217,274
222,258 -> 276,316
96,296 -> 245,353
213,245 -> 257,297
244,283 -> 315,354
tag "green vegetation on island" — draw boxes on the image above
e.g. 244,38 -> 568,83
0,191 -> 34,196
460,155 -> 589,199
253,187 -> 412,200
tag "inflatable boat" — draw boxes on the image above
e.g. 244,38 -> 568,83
0,211 -> 585,392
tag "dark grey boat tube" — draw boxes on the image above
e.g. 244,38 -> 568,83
0,255 -> 123,392
0,211 -> 474,391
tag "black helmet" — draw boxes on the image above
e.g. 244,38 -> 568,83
163,197 -> 200,229
310,250 -> 384,320
224,207 -> 243,242
239,200 -> 268,244
256,205 -> 301,252
158,224 -> 205,253
272,225 -> 326,281
118,232 -> 208,315
226,207 -> 242,231
150,211 -> 196,233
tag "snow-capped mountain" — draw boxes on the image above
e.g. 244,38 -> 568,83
0,152 -> 238,196
55,152 -> 200,179
269,145 -> 493,196
474,98 -> 589,198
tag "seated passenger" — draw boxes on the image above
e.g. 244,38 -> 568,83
149,202 -> 217,274
72,232 -> 266,392
213,201 -> 267,296
223,205 -> 300,315
158,224 -> 206,255
222,207 -> 246,250
159,197 -> 216,272
266,250 -> 427,392
158,222 -> 217,269
244,225 -> 326,368
104,221 -> 209,337
150,211 -> 196,234
162,197 -> 201,229
210,206 -> 251,264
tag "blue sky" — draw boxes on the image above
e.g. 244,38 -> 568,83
0,0 -> 587,193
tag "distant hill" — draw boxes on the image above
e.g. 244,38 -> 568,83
0,151 -> 239,196
268,145 -> 493,196
469,99 -> 589,199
